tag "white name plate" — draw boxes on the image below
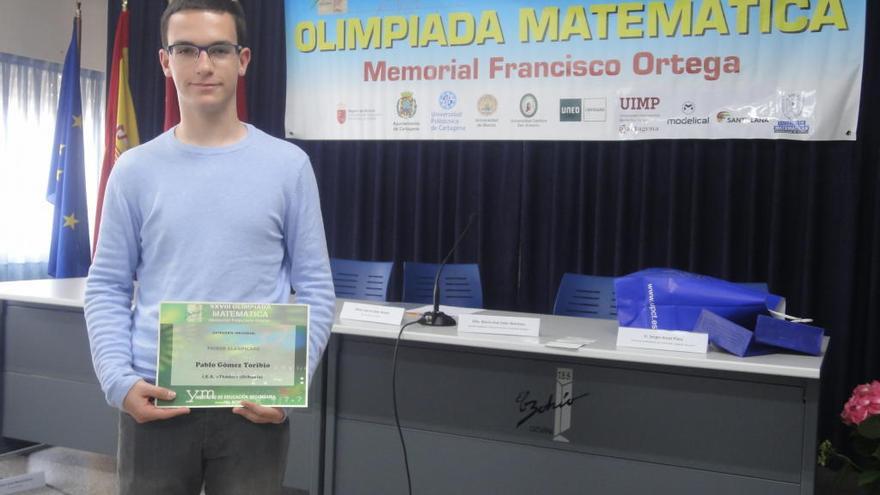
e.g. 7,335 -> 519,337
458,314 -> 541,337
0,472 -> 46,495
616,327 -> 709,354
340,302 -> 404,326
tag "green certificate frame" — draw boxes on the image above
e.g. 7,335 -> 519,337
156,302 -> 309,408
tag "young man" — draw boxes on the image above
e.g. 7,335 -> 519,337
84,1 -> 335,493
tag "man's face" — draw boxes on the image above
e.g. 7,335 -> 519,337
159,10 -> 250,114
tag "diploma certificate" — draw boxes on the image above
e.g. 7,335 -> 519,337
156,302 -> 309,408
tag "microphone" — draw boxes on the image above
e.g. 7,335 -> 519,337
418,213 -> 478,327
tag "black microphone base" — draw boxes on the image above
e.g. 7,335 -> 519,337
418,311 -> 457,327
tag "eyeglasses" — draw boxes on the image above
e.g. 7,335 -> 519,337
166,43 -> 242,64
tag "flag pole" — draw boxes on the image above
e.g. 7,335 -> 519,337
75,1 -> 81,61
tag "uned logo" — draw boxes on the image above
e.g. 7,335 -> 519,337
185,389 -> 216,403
559,98 -> 582,122
619,96 -> 661,111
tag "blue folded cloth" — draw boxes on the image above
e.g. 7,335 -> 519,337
693,310 -> 777,357
754,315 -> 823,356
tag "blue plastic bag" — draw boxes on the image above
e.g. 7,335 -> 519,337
614,268 -> 785,331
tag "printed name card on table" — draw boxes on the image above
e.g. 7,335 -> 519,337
616,327 -> 708,354
339,302 -> 404,326
458,314 -> 540,337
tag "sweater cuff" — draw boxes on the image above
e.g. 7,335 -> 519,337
108,374 -> 142,410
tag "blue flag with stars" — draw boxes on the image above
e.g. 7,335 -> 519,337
47,19 -> 91,277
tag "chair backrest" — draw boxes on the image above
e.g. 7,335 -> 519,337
403,262 -> 483,309
330,258 -> 394,302
553,273 -> 617,319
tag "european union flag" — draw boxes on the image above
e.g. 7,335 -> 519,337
47,19 -> 90,277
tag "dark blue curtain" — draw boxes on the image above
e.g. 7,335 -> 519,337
109,0 -> 879,445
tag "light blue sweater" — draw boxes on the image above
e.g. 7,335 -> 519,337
84,124 -> 335,410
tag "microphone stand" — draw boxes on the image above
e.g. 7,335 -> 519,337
418,213 -> 477,327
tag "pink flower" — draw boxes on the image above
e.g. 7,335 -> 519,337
841,381 -> 880,426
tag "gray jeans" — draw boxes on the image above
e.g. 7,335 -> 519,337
118,409 -> 289,495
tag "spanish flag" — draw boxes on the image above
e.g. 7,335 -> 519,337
93,8 -> 139,252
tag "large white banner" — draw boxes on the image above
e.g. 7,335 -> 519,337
284,0 -> 865,141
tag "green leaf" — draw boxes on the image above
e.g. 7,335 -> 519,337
859,416 -> 880,440
857,469 -> 880,487
854,436 -> 878,457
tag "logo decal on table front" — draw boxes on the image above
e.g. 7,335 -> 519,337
554,368 -> 573,442
514,367 -> 588,443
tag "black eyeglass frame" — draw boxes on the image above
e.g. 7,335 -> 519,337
165,42 -> 244,60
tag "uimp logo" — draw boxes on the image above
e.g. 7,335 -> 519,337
185,389 -> 216,403
619,96 -> 661,111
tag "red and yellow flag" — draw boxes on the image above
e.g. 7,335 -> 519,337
93,8 -> 140,252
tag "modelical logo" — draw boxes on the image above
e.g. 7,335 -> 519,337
681,101 -> 695,114
781,93 -> 804,119
559,98 -> 582,122
667,116 -> 709,126
477,94 -> 498,116
396,91 -> 417,119
438,91 -> 457,110
336,103 -> 347,124
619,96 -> 661,111
520,93 -> 538,118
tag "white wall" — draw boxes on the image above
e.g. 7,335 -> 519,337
0,0 -> 107,72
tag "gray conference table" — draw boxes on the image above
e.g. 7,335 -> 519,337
1,278 -> 826,494
0,278 -> 324,494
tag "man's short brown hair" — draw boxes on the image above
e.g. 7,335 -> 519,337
160,0 -> 247,47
